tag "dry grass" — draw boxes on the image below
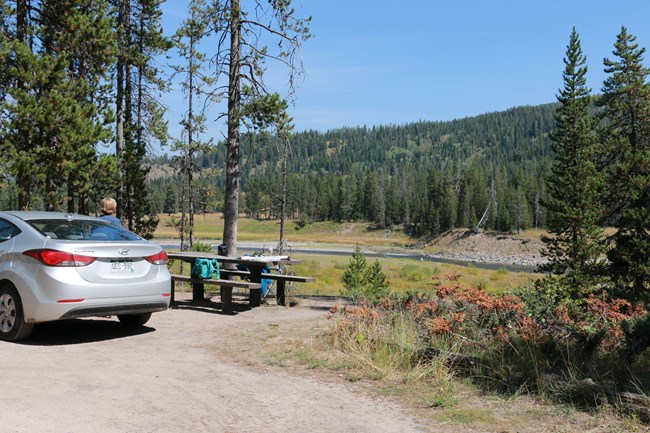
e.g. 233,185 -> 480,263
155,213 -> 416,246
250,306 -> 643,433
293,254 -> 537,296
157,213 -> 540,295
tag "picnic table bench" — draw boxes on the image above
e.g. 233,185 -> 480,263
169,275 -> 262,313
219,269 -> 316,306
167,251 -> 315,312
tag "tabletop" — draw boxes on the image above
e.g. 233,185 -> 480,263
166,251 -> 299,267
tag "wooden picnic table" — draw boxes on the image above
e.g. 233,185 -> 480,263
166,251 -> 314,311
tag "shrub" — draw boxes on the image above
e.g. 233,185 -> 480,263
191,241 -> 213,253
398,263 -> 429,282
294,216 -> 309,230
333,273 -> 650,399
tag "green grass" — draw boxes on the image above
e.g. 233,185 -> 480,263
156,214 -> 539,294
291,253 -> 536,295
397,263 -> 431,282
167,251 -> 536,296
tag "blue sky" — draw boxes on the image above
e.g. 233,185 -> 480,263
160,0 -> 650,140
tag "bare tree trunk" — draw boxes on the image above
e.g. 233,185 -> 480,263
222,0 -> 241,256
179,160 -> 188,251
16,0 -> 28,44
187,30 -> 195,249
278,135 -> 288,254
67,182 -> 75,213
124,0 -> 133,230
16,0 -> 29,209
115,0 -> 126,219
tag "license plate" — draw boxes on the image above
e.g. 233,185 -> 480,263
111,260 -> 134,273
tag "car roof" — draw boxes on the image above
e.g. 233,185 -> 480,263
0,211 -> 99,221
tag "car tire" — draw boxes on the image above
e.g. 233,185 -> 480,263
117,312 -> 152,327
0,284 -> 35,341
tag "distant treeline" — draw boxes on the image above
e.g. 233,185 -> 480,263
149,103 -> 557,235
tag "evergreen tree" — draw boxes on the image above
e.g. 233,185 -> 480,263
541,29 -> 604,293
0,2 -> 113,211
164,183 -> 178,215
364,259 -> 390,300
40,0 -> 115,213
341,245 -> 389,303
600,27 -> 650,302
121,0 -> 170,238
172,0 -> 214,250
89,154 -> 121,212
244,179 -> 263,218
341,244 -> 368,301
0,4 -> 10,102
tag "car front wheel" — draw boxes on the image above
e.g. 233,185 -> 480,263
117,312 -> 152,327
0,284 -> 35,341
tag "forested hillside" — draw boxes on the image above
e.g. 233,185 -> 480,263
151,103 -> 557,236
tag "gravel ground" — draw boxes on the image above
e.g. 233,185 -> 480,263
3,295 -> 424,433
426,230 -> 547,267
4,293 -> 640,433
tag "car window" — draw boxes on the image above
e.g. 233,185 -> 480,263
27,219 -> 142,241
0,218 -> 21,242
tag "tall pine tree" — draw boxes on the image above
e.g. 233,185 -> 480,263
113,0 -> 170,237
172,0 -> 214,250
0,1 -> 114,211
600,27 -> 650,302
541,28 -> 604,294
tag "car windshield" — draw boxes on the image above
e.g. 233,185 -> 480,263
27,219 -> 142,241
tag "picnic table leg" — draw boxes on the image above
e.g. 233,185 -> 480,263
170,279 -> 176,307
221,286 -> 233,313
190,258 -> 204,301
192,282 -> 204,301
249,288 -> 262,307
276,280 -> 286,306
248,266 -> 263,307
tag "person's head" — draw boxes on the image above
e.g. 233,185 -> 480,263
100,198 -> 117,215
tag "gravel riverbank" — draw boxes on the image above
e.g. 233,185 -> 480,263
157,230 -> 548,270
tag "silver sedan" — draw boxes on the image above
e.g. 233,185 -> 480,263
0,211 -> 171,341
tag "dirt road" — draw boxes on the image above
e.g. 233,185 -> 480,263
3,296 -> 423,433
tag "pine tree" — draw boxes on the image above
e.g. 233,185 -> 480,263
541,28 -> 604,294
163,183 -> 178,215
600,27 -> 650,302
40,0 -> 115,213
1,1 -> 113,211
121,0 -> 170,238
341,245 -> 389,303
364,259 -> 389,301
171,0 -> 214,250
341,244 -> 368,301
0,3 -> 14,101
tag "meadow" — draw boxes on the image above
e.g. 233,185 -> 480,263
156,213 -> 539,295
